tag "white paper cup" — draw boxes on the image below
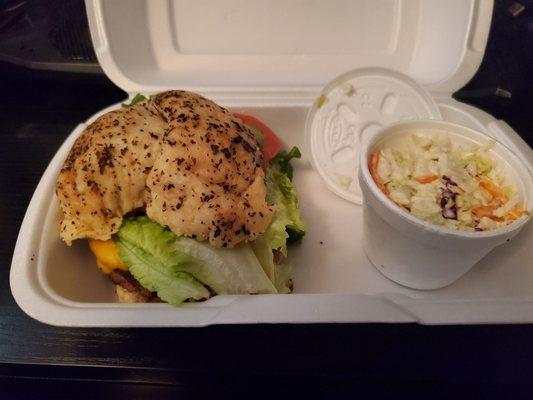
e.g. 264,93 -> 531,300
359,120 -> 533,290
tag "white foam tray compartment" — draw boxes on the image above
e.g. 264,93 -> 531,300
10,0 -> 533,326
10,98 -> 533,326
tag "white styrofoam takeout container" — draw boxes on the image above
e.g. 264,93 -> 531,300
10,0 -> 533,326
359,120 -> 532,290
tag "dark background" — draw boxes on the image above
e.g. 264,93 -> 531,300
1,0 -> 533,398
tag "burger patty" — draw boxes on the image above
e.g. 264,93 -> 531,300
110,269 -> 153,303
56,90 -> 274,248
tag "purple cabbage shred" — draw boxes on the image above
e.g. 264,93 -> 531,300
442,205 -> 457,220
442,175 -> 458,186
441,177 -> 458,220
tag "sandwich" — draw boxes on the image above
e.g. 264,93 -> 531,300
56,90 -> 305,305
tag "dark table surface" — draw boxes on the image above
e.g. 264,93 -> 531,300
1,0 -> 533,398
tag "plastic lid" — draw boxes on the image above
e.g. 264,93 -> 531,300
305,68 -> 442,204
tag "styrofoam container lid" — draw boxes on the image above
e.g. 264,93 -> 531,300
305,68 -> 442,204
86,0 -> 493,102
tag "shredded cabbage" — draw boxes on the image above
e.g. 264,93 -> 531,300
371,133 -> 529,231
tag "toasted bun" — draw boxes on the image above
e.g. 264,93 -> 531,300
57,91 -> 273,248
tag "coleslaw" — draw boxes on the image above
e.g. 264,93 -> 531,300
369,132 -> 529,231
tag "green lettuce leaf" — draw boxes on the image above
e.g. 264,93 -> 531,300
252,146 -> 306,293
116,217 -> 210,305
116,217 -> 276,305
172,237 -> 276,294
265,146 -> 306,254
122,93 -> 147,108
269,146 -> 301,181
286,227 -> 305,245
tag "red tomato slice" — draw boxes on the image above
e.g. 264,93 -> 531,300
234,113 -> 282,167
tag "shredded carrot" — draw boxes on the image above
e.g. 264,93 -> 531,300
471,205 -> 503,221
368,152 -> 389,196
413,175 -> 438,184
480,181 -> 507,204
503,207 -> 529,222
